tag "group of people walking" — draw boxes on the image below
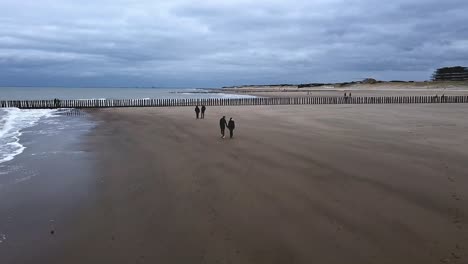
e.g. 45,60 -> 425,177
194,105 -> 206,119
194,105 -> 236,139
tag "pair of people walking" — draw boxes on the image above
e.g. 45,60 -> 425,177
219,116 -> 235,139
194,105 -> 206,119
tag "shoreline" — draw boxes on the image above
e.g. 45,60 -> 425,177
0,111 -> 96,264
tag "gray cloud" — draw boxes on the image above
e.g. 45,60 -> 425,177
0,0 -> 467,87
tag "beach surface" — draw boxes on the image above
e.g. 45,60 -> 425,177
219,81 -> 468,98
46,104 -> 468,264
0,111 -> 95,264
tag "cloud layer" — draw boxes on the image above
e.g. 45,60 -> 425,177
1,0 -> 467,87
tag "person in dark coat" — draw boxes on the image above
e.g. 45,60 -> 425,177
54,98 -> 61,108
227,118 -> 235,139
195,105 -> 200,119
201,105 -> 206,119
219,116 -> 228,138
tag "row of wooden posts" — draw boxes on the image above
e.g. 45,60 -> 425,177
1,96 -> 467,109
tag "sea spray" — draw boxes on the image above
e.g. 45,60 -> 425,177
0,108 -> 58,164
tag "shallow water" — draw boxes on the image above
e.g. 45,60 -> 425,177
0,108 -> 96,263
0,108 -> 94,185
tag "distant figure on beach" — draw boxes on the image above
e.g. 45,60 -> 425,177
344,93 -> 347,98
53,98 -> 61,108
219,116 -> 228,138
228,118 -> 235,139
201,105 -> 206,119
195,105 -> 200,119
349,92 -> 352,97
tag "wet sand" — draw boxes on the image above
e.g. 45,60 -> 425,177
49,104 -> 468,264
0,113 -> 95,264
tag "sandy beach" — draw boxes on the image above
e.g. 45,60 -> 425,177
3,0 -> 468,263
220,81 -> 468,98
32,104 -> 467,264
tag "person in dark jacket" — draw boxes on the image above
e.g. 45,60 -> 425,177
53,98 -> 61,108
219,116 -> 228,138
195,105 -> 200,119
201,105 -> 206,119
227,118 -> 235,139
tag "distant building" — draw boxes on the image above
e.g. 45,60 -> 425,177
362,78 -> 377,84
432,66 -> 468,81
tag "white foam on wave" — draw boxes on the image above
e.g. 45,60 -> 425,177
217,93 -> 257,99
0,233 -> 6,243
177,92 -> 257,99
0,108 -> 58,164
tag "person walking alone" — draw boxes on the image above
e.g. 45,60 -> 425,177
227,117 -> 235,139
201,105 -> 206,119
195,105 -> 200,119
219,116 -> 228,138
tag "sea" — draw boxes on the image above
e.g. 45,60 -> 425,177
0,87 -> 254,184
0,87 -> 251,100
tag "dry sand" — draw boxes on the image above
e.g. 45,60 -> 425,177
220,82 -> 468,98
241,89 -> 468,98
48,104 -> 467,264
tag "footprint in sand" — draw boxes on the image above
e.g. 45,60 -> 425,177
451,193 -> 461,201
443,170 -> 465,263
451,208 -> 463,229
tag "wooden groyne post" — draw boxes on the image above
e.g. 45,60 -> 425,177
0,95 -> 467,109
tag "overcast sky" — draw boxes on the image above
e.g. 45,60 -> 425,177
1,0 -> 467,87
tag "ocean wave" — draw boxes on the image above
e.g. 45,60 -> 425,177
0,108 -> 58,164
217,93 -> 257,99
